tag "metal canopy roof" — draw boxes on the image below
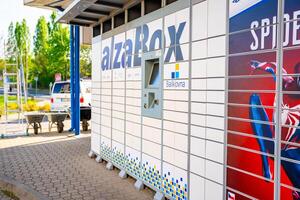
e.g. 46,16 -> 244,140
24,0 -> 74,11
57,0 -> 130,27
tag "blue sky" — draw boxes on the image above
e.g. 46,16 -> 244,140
0,0 -> 51,57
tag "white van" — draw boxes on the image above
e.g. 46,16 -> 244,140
50,79 -> 91,111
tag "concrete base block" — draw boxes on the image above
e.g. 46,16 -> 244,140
154,192 -> 165,200
95,155 -> 102,163
106,162 -> 113,170
118,170 -> 127,179
88,151 -> 95,158
134,180 -> 144,191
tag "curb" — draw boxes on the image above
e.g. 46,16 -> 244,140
0,175 -> 49,200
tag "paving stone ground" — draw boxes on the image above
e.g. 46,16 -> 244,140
0,131 -> 154,200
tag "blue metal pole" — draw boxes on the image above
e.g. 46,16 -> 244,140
74,25 -> 80,135
69,25 -> 75,132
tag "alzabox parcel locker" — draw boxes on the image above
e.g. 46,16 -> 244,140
83,0 -> 300,200
91,1 -> 225,198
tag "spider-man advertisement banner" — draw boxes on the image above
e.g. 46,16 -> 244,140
227,49 -> 300,200
228,0 -> 300,200
227,52 -> 279,200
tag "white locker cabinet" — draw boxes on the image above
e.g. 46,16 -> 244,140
90,1 -> 226,199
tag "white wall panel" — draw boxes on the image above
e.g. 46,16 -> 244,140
126,68 -> 141,81
112,110 -> 125,119
207,0 -> 226,37
112,103 -> 125,112
164,90 -> 189,101
163,131 -> 188,152
192,1 -> 208,41
206,128 -> 224,143
205,179 -> 223,200
112,129 -> 124,144
142,117 -> 161,128
126,121 -> 141,137
206,57 -> 226,77
101,108 -> 111,116
206,103 -> 225,116
191,125 -> 206,139
112,89 -> 125,96
142,140 -> 161,159
207,36 -> 226,57
126,97 -> 140,106
163,147 -> 188,170
190,173 -> 205,200
101,126 -> 111,139
192,59 -> 207,78
207,91 -> 225,103
91,123 -> 100,134
126,105 -> 141,115
92,37 -> 101,82
113,81 -> 125,89
126,89 -> 141,98
191,114 -> 206,127
192,40 -> 207,59
91,133 -> 101,155
190,155 -> 205,176
101,95 -> 111,102
191,91 -> 206,102
163,120 -> 188,135
191,102 -> 206,114
126,113 -> 141,123
102,82 -> 111,88
164,110 -> 188,123
126,134 -> 141,150
206,78 -> 225,90
112,118 -> 125,131
191,79 -> 206,90
206,116 -> 224,130
126,81 -> 141,89
190,137 -> 205,158
142,126 -> 161,144
164,100 -> 189,112
206,141 -> 224,163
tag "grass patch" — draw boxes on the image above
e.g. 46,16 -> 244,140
1,189 -> 20,200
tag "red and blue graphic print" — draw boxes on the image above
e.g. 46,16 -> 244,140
228,0 -> 300,199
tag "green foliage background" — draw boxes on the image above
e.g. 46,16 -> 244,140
1,12 -> 91,89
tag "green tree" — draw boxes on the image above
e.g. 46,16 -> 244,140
6,22 -> 16,58
80,45 -> 91,77
4,13 -> 92,90
47,12 -> 70,82
14,19 -> 30,86
33,16 -> 48,56
32,16 -> 50,87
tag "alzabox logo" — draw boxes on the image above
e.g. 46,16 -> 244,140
166,63 -> 187,89
171,63 -> 180,79
101,21 -> 187,71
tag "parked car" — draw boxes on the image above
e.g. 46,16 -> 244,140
50,79 -> 91,111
